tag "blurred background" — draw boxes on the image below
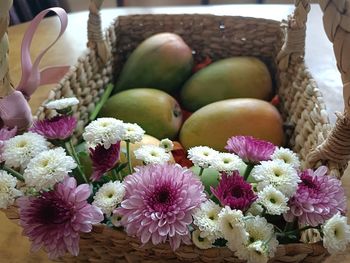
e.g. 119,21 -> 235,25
10,0 -> 318,25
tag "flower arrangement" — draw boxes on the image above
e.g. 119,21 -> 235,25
1,97 -> 350,262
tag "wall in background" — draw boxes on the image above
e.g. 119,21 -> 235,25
67,0 -> 317,12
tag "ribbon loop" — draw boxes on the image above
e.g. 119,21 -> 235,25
16,7 -> 69,99
0,7 -> 70,130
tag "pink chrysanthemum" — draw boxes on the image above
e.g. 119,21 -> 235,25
284,166 -> 346,226
0,126 -> 17,162
211,171 -> 257,211
225,136 -> 276,163
117,163 -> 206,250
17,177 -> 103,259
89,142 -> 121,181
30,115 -> 77,141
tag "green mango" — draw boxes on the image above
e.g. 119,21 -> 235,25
190,166 -> 220,194
180,57 -> 273,111
99,88 -> 183,140
115,32 -> 193,94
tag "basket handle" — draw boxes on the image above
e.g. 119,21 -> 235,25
87,0 -> 111,64
277,0 -> 310,70
278,0 -> 350,171
0,0 -> 14,98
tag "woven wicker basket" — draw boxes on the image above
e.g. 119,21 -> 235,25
1,0 -> 350,262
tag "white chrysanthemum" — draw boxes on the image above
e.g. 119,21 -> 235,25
322,213 -> 350,254
23,147 -> 77,191
3,132 -> 49,169
251,160 -> 300,197
188,146 -> 219,168
218,206 -> 247,251
193,200 -> 222,241
271,147 -> 300,168
45,97 -> 79,110
159,138 -> 174,152
257,185 -> 289,215
244,216 -> 278,257
83,118 -> 125,149
235,241 -> 269,263
134,145 -> 170,164
209,152 -> 247,174
246,202 -> 264,216
0,170 -> 22,209
300,228 -> 322,244
192,229 -> 213,249
121,123 -> 145,143
111,212 -> 123,227
93,181 -> 125,217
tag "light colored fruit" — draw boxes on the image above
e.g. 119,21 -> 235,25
190,166 -> 219,193
120,134 -> 175,167
99,88 -> 183,140
115,32 -> 193,94
180,57 -> 273,111
179,98 -> 284,151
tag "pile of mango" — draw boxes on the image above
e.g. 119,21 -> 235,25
99,33 -> 284,152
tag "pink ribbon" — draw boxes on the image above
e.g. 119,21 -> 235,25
0,7 -> 70,130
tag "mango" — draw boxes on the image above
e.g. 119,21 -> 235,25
115,32 -> 193,94
179,98 -> 284,151
119,134 -> 175,168
190,166 -> 220,194
180,57 -> 273,111
99,88 -> 183,140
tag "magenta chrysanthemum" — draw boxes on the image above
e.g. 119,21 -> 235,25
225,136 -> 276,163
211,171 -> 257,211
117,163 -> 206,250
89,142 -> 121,181
18,177 -> 103,259
30,115 -> 77,140
284,166 -> 346,226
0,126 -> 17,162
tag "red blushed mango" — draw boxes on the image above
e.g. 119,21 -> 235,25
179,98 -> 284,152
180,57 -> 273,112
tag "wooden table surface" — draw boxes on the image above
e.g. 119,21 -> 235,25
0,4 -> 348,262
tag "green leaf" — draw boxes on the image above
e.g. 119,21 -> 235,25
89,83 -> 115,121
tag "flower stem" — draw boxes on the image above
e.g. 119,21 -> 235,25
69,140 -> 81,165
118,171 -> 123,181
1,165 -> 24,182
126,141 -> 132,174
65,140 -> 88,183
199,167 -> 205,176
89,83 -> 114,121
243,163 -> 254,181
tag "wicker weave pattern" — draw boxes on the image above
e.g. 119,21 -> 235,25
0,0 -> 14,97
0,205 -> 329,263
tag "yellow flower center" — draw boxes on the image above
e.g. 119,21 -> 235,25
17,141 -> 27,148
40,159 -> 49,167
